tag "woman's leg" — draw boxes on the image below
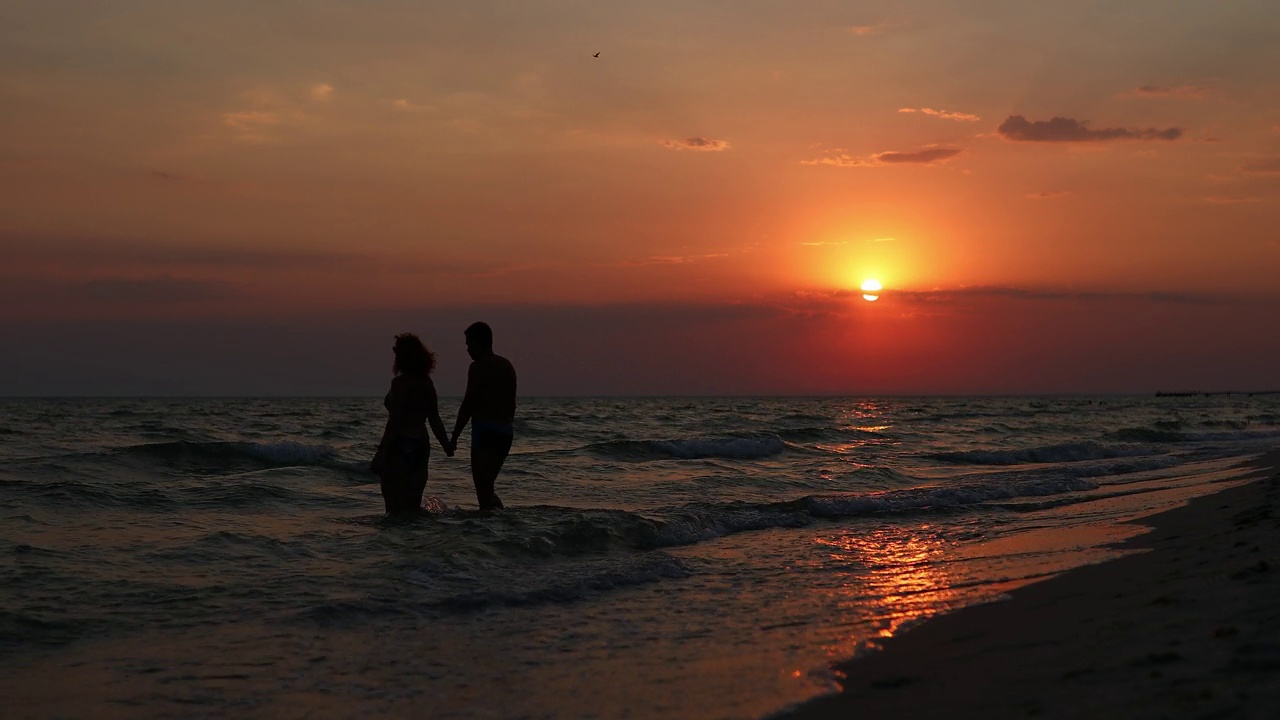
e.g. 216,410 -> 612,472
381,438 -> 429,515
409,457 -> 430,512
381,475 -> 408,514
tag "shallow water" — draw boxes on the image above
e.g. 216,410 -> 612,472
2,396 -> 1277,718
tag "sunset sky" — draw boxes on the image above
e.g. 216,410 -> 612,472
3,0 -> 1279,395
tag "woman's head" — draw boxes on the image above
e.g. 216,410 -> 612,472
392,333 -> 436,377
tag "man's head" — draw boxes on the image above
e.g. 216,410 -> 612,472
464,321 -> 494,360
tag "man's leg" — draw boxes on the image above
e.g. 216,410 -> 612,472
471,431 -> 512,511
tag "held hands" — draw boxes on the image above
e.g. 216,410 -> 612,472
443,435 -> 458,457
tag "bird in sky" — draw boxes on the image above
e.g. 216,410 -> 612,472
593,52 -> 600,58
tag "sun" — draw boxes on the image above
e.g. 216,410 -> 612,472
860,278 -> 882,302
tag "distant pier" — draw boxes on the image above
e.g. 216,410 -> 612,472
1155,390 -> 1280,397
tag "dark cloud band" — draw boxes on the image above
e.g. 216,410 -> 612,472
661,137 -> 730,151
998,115 -> 1182,142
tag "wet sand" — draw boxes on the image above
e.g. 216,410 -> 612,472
779,450 -> 1280,720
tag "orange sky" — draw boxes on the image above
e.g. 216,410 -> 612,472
2,1 -> 1278,394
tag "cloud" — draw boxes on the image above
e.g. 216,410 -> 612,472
1241,157 -> 1280,174
857,147 -> 962,164
223,110 -> 280,128
610,253 -> 729,267
741,284 -> 1241,325
899,107 -> 981,122
1026,190 -> 1071,199
848,25 -> 881,36
1126,84 -> 1209,99
66,276 -> 242,303
2,234 -> 368,271
803,146 -> 962,167
661,137 -> 731,152
997,115 -> 1182,142
421,260 -> 549,279
888,285 -> 1220,306
391,98 -> 437,114
219,85 -> 322,143
222,110 -> 282,142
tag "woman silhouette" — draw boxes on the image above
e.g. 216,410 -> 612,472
372,333 -> 453,514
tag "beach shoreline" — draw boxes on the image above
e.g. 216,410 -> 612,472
778,449 -> 1280,719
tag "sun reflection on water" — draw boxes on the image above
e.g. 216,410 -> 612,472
813,526 -> 962,641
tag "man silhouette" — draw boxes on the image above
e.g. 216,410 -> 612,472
449,322 -> 517,511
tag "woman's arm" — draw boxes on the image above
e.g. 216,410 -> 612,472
426,378 -> 453,456
372,379 -> 398,475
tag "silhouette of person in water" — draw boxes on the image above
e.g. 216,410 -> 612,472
449,322 -> 517,511
373,333 -> 453,515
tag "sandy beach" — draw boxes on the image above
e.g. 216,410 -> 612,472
780,450 -> 1280,720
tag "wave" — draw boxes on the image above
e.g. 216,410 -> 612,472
585,435 -> 786,461
0,609 -> 102,648
776,425 -> 890,443
1109,426 -> 1280,444
288,553 -> 692,624
929,441 -> 1153,465
443,474 -> 1101,559
178,477 -> 360,510
797,476 -> 1099,519
1195,419 -> 1249,430
1067,455 -> 1180,478
777,413 -> 833,424
0,439 -> 344,469
776,426 -> 840,442
422,553 -> 692,613
0,472 -> 350,511
1107,427 -> 1187,443
144,530 -> 321,563
291,599 -> 408,627
5,439 -> 359,476
8,542 -> 63,557
0,477 -> 163,509
117,440 -> 338,465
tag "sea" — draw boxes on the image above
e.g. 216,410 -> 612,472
2,395 -> 1278,719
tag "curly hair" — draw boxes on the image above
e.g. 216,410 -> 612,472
392,333 -> 436,378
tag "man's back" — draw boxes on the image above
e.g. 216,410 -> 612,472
467,353 -> 517,424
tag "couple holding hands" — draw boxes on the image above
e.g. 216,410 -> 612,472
373,321 -> 517,515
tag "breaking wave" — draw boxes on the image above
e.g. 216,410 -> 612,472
929,441 -> 1153,465
439,474 -> 1101,559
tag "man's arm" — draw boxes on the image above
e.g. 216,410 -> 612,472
450,363 -> 476,448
